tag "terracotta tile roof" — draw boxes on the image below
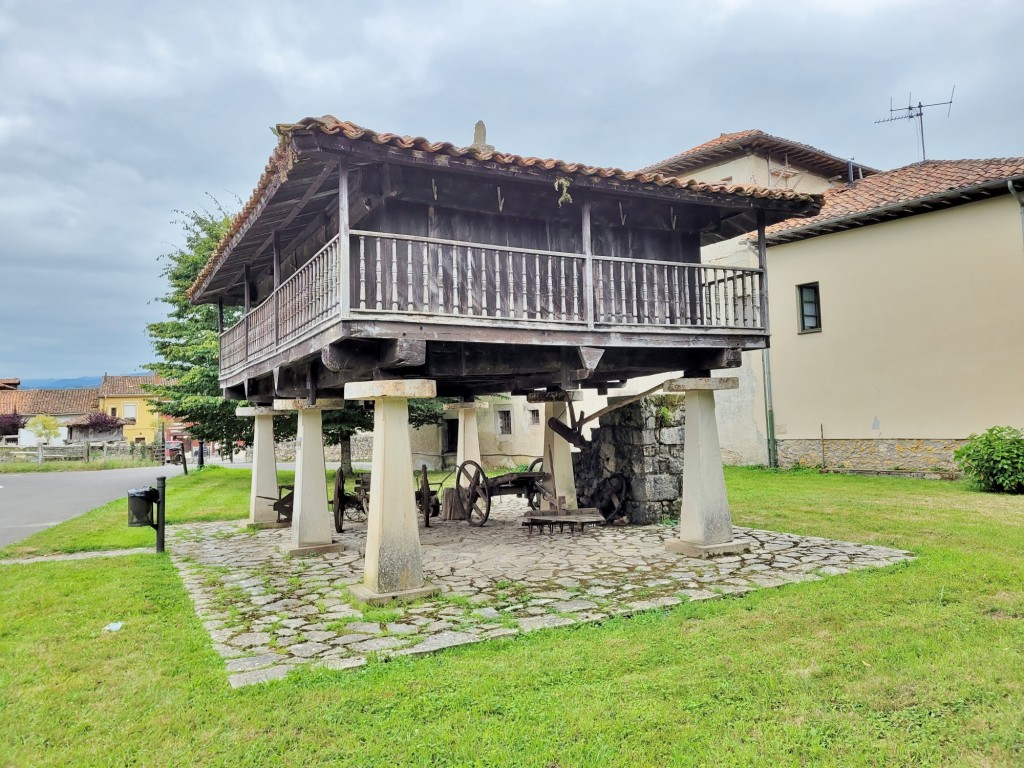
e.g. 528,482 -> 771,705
99,374 -> 160,396
0,388 -> 101,416
0,378 -> 19,389
642,129 -> 878,179
766,158 -> 1024,243
189,117 -> 822,300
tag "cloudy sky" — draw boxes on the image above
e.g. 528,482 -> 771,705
1,0 -> 1021,379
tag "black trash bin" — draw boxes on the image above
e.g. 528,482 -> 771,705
127,487 -> 160,527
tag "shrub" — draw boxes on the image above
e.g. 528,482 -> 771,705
954,426 -> 1024,494
0,412 -> 26,437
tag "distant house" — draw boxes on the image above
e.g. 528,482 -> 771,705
98,374 -> 167,444
0,387 -> 100,446
0,378 -> 19,391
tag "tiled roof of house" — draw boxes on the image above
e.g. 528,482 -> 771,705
0,378 -> 19,389
766,158 -> 1024,243
0,388 -> 101,416
99,374 -> 159,396
189,117 -> 823,300
642,129 -> 879,179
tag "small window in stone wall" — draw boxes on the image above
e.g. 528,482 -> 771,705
528,408 -> 540,426
497,410 -> 513,435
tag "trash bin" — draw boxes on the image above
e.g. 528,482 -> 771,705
127,487 -> 160,527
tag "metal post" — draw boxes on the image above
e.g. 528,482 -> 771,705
156,476 -> 166,553
197,440 -> 205,469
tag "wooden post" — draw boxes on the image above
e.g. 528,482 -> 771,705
243,264 -> 251,359
272,233 -> 281,348
338,164 -> 351,319
216,298 -> 224,333
582,199 -> 595,329
756,210 -> 769,333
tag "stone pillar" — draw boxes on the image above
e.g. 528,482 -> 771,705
443,401 -> 489,471
528,392 -> 580,512
236,406 -> 287,529
272,398 -> 348,557
344,379 -> 440,604
663,377 -> 750,558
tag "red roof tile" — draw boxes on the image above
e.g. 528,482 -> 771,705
0,388 -> 101,416
766,158 -> 1024,242
642,129 -> 878,178
189,118 -> 822,300
0,378 -> 19,389
99,374 -> 160,397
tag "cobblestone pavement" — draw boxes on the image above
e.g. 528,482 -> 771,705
169,498 -> 914,688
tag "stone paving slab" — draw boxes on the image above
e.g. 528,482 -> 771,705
167,497 -> 914,688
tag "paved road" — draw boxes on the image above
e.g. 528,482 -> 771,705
0,466 -> 184,548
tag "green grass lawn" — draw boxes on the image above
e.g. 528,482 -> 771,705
1,467 -> 1022,766
0,458 -> 160,473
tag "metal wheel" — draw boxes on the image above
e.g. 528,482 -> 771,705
346,476 -> 369,523
419,464 -> 432,528
333,469 -> 345,533
457,460 -> 491,526
526,457 -> 543,510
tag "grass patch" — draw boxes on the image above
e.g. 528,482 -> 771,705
1,468 -> 1023,765
0,458 -> 161,473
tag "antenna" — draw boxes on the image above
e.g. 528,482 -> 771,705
875,86 -> 955,162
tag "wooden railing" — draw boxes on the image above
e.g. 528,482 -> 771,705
592,256 -> 763,329
350,231 -> 587,323
219,230 -> 765,376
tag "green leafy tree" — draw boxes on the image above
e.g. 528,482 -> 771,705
26,415 -> 60,444
145,204 -> 373,470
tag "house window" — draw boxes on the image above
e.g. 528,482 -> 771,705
797,283 -> 821,333
528,408 -> 541,426
497,410 -> 513,435
123,403 -> 137,419
110,407 -> 117,417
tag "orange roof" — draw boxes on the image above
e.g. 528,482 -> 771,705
189,117 -> 822,300
643,129 -> 878,179
0,388 -> 100,416
766,158 -> 1024,243
99,374 -> 160,397
0,378 -> 19,389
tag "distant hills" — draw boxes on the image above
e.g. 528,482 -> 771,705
18,374 -> 149,390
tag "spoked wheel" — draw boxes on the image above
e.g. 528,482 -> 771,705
419,464 -> 433,528
347,479 -> 369,523
527,457 -> 543,510
457,460 -> 491,526
332,469 -> 345,533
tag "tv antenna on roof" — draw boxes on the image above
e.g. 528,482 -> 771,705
875,86 -> 955,162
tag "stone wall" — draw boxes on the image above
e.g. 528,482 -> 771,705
777,438 -> 966,471
573,395 -> 685,525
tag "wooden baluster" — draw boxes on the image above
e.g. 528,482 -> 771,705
571,259 -> 579,321
390,239 -> 399,311
422,243 -> 430,313
358,237 -> 366,310
465,247 -> 473,316
371,238 -> 380,310
495,249 -> 502,318
617,261 -> 626,322
507,251 -> 515,319
437,244 -> 445,313
481,249 -> 488,317
641,263 -> 649,324
559,256 -> 567,321
630,262 -> 638,323
406,241 -> 413,312
547,255 -> 554,320
534,254 -> 541,318
520,253 -> 528,318
452,245 -> 461,314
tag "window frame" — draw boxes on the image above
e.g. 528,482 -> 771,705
796,282 -> 822,334
497,409 -> 513,436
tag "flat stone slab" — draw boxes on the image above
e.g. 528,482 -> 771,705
168,496 -> 914,687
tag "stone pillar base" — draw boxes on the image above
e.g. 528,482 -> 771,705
665,538 -> 750,559
240,520 -> 291,530
348,582 -> 440,606
281,542 -> 346,558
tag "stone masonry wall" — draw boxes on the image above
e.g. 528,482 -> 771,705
777,438 -> 966,471
574,396 -> 685,525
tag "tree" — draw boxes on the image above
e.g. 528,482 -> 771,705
145,204 -> 373,470
144,205 -> 252,450
0,412 -> 26,438
26,415 -> 60,444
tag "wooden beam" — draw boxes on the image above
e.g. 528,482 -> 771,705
582,198 -> 594,329
250,161 -> 338,267
339,164 -> 351,318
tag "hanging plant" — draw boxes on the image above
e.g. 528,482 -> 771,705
554,177 -> 573,207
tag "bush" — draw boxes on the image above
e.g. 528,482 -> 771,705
954,426 -> 1024,494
